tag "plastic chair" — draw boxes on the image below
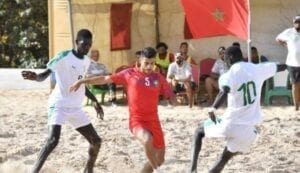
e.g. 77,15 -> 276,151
86,85 -> 109,105
264,70 -> 293,105
198,58 -> 216,101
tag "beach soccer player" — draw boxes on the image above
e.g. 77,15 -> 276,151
70,47 -> 175,173
189,46 -> 287,173
22,29 -> 103,173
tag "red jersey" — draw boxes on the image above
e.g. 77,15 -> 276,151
111,68 -> 173,121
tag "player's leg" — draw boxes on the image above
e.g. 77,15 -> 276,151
205,77 -> 218,104
208,147 -> 237,173
189,125 -> 205,173
134,127 -> 159,171
184,81 -> 193,108
32,125 -> 61,173
292,83 -> 300,110
76,124 -> 102,173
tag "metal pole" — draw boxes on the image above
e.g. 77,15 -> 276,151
154,0 -> 160,44
247,0 -> 251,62
68,0 -> 75,49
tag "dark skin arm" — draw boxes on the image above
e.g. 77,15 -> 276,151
208,86 -> 230,124
85,86 -> 104,120
21,69 -> 52,81
277,64 -> 287,72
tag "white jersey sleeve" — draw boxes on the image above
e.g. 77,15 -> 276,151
254,62 -> 277,81
47,50 -> 71,72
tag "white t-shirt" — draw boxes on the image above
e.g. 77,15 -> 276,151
87,60 -> 109,75
276,28 -> 300,66
47,50 -> 91,108
219,62 -> 277,125
211,58 -> 228,75
167,62 -> 193,81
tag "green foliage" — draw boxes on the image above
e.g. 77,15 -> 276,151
0,0 -> 48,68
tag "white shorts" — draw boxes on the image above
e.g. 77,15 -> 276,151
48,106 -> 91,129
203,117 -> 257,153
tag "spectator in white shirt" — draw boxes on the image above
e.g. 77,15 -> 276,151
276,15 -> 300,111
167,52 -> 195,108
205,46 -> 228,104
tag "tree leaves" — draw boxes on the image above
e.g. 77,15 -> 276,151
0,0 -> 48,68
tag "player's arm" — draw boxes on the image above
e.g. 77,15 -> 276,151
208,86 -> 230,124
276,64 -> 287,72
21,69 -> 52,82
69,75 -> 113,92
85,86 -> 104,120
276,38 -> 287,47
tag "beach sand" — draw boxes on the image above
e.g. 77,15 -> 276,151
0,90 -> 299,173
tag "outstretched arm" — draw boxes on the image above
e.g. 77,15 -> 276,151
208,86 -> 230,124
277,64 -> 287,72
70,75 -> 113,92
21,69 -> 52,82
85,86 -> 104,120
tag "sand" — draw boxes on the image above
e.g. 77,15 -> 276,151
0,89 -> 299,173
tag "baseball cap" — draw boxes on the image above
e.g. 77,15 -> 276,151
293,15 -> 300,23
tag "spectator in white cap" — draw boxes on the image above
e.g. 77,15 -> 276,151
167,52 -> 196,108
276,15 -> 300,111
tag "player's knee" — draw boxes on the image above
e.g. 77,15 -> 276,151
91,136 -> 102,149
157,156 -> 165,166
194,126 -> 205,139
46,136 -> 59,150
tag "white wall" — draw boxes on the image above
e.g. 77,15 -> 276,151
0,69 -> 49,90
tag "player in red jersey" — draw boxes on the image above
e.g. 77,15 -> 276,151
70,47 -> 175,173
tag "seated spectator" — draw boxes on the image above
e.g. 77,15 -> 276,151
155,42 -> 174,76
87,49 -> 117,106
245,46 -> 268,64
179,42 -> 197,65
167,52 -> 195,108
205,46 -> 228,104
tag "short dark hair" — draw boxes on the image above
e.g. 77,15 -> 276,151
232,42 -> 240,47
180,42 -> 188,47
141,47 -> 156,58
224,46 -> 243,65
135,50 -> 142,56
251,46 -> 257,51
76,29 -> 92,40
156,42 -> 168,50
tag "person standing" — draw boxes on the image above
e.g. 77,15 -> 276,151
276,15 -> 300,111
189,46 -> 287,173
70,47 -> 175,173
22,29 -> 103,173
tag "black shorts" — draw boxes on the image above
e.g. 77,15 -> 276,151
173,82 -> 196,93
287,66 -> 300,84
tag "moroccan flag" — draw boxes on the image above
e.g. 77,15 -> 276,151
181,0 -> 249,40
110,3 -> 132,50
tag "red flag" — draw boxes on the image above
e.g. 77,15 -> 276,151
181,0 -> 249,40
110,3 -> 132,50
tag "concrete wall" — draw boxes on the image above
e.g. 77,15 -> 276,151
48,0 -> 300,70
